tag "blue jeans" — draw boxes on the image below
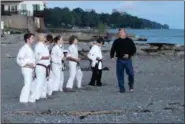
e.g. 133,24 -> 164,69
116,59 -> 134,92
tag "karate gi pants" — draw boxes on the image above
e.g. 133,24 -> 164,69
31,65 -> 47,100
20,68 -> 33,103
66,62 -> 83,89
47,70 -> 55,96
52,64 -> 64,92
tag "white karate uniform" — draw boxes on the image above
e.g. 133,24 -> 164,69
16,44 -> 35,103
66,44 -> 83,89
46,44 -> 55,96
88,44 -> 103,70
46,67 -> 54,96
32,42 -> 50,100
51,44 -> 64,92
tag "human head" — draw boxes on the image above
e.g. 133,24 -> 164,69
46,34 -> 53,44
54,35 -> 63,45
118,28 -> 127,39
96,36 -> 104,46
24,33 -> 34,44
69,35 -> 78,45
37,33 -> 46,43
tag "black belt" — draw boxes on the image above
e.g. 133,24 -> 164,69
36,63 -> 51,78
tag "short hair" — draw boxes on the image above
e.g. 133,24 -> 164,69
46,34 -> 53,43
54,35 -> 62,44
69,35 -> 78,44
24,33 -> 34,43
97,36 -> 105,45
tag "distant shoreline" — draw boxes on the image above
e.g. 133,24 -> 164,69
2,28 -> 184,45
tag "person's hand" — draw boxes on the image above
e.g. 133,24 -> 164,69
44,56 -> 49,59
42,56 -> 50,60
123,54 -> 129,59
25,63 -> 35,69
111,58 -> 115,62
28,64 -> 35,69
76,58 -> 81,62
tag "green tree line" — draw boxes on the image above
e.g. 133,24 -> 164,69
43,7 -> 169,29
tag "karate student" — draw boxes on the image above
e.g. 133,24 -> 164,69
88,41 -> 96,69
51,35 -> 65,92
16,33 -> 36,103
66,35 -> 83,91
31,33 -> 50,101
88,37 -> 104,86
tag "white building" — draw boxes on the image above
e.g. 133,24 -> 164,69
1,1 -> 46,16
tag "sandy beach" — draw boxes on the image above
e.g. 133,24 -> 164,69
1,34 -> 184,123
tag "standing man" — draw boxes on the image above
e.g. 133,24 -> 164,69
110,28 -> 136,93
16,33 -> 35,103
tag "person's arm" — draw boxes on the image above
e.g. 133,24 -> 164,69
17,47 -> 28,67
87,46 -> 97,61
67,57 -> 79,62
60,49 -> 65,60
41,56 -> 50,60
34,45 -> 50,61
110,40 -> 116,59
41,47 -> 50,60
16,47 -> 34,68
66,47 -> 79,62
130,39 -> 136,56
51,47 -> 62,64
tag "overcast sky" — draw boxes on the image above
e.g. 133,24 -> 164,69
46,1 -> 184,29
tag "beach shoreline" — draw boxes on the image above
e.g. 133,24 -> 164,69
1,35 -> 184,123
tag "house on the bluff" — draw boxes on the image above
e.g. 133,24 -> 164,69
1,1 -> 46,32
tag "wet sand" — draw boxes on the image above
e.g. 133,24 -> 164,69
1,35 -> 184,123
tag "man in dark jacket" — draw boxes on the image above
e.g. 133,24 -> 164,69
110,28 -> 136,93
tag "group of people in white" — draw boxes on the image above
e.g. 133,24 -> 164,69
16,33 -> 104,103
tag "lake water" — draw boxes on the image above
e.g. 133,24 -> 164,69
108,29 -> 184,45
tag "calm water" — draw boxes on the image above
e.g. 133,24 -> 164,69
108,29 -> 184,45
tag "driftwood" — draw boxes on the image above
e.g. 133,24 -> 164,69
174,45 -> 184,52
141,48 -> 159,53
136,37 -> 147,41
148,42 -> 175,50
